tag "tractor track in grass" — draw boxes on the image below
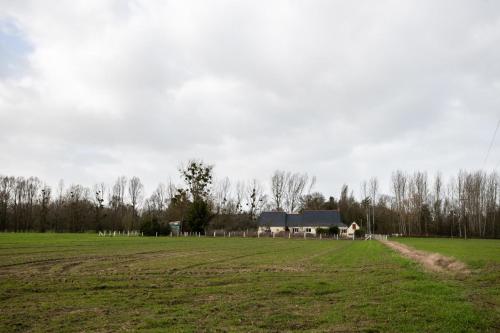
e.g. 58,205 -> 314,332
0,249 -> 212,276
381,240 -> 470,275
168,245 -> 306,274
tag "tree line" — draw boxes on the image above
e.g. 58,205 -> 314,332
0,162 -> 499,238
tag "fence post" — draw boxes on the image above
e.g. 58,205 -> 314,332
258,232 -> 260,238
320,234 -> 322,240
304,233 -> 306,240
243,232 -> 246,238
214,231 -> 216,237
155,232 -> 158,237
289,233 -> 291,239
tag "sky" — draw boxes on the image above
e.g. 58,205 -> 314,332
1,0 -> 500,198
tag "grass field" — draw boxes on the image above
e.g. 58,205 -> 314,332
392,237 -> 500,330
392,237 -> 500,269
0,234 -> 499,332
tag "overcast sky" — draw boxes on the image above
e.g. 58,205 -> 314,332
1,0 -> 500,198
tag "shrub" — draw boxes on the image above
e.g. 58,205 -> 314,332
328,226 -> 339,235
316,228 -> 329,235
140,217 -> 171,236
184,200 -> 211,233
354,228 -> 365,238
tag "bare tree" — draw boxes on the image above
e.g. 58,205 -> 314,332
151,183 -> 167,212
39,185 -> 51,232
457,170 -> 466,238
54,179 -> 65,232
484,172 -> 498,237
284,172 -> 309,213
128,176 -> 144,230
246,179 -> 267,220
391,170 -> 407,235
92,183 -> 106,231
432,172 -> 443,235
66,184 -> 90,232
110,176 -> 127,230
414,171 -> 428,235
446,176 -> 459,237
270,170 -> 287,211
26,177 -> 40,230
214,177 -> 231,214
0,176 -> 14,231
113,176 -> 127,206
235,181 -> 246,214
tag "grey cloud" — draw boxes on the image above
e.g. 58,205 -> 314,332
1,0 -> 500,196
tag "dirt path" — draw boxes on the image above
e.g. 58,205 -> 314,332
381,240 -> 470,275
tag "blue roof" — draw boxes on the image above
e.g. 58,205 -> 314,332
302,210 -> 344,227
258,211 -> 286,227
286,214 -> 302,227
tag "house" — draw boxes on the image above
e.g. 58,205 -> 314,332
258,210 -> 347,235
345,222 -> 360,237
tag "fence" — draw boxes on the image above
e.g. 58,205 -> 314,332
97,230 -> 389,240
98,230 -> 142,237
370,234 -> 389,241
209,230 -> 346,239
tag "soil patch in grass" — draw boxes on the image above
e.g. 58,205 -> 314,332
381,240 -> 470,275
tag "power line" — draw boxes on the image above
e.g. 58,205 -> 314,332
483,119 -> 500,169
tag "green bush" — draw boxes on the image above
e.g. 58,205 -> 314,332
184,200 -> 211,233
354,228 -> 365,238
328,226 -> 339,235
140,217 -> 171,236
316,228 -> 329,235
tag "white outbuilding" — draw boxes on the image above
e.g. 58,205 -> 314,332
344,222 -> 360,237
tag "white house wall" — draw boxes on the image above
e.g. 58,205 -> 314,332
259,225 -> 350,236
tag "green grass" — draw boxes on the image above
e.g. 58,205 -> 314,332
0,234 -> 499,332
392,237 -> 500,330
391,237 -> 500,269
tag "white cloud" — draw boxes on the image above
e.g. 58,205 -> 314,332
1,0 -> 500,196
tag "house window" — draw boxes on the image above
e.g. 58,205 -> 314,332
305,228 -> 312,233
292,228 -> 299,233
